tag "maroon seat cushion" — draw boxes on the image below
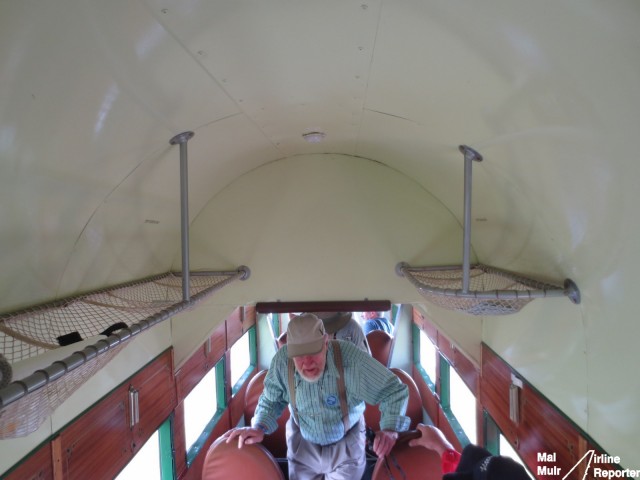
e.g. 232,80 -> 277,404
371,431 -> 442,480
202,435 -> 285,480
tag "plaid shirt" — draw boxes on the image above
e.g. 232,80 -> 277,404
252,340 -> 410,445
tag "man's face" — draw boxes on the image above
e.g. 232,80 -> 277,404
293,337 -> 328,383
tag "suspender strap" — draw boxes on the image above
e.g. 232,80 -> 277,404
286,341 -> 351,435
288,357 -> 298,424
330,340 -> 351,434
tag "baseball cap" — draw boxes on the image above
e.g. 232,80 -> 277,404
286,313 -> 327,358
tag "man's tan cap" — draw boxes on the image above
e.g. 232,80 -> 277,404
287,313 -> 326,358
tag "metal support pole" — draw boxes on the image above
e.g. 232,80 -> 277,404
459,145 -> 482,293
170,131 -> 195,302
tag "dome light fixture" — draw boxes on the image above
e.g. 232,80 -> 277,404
302,131 -> 326,143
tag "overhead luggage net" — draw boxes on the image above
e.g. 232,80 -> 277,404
397,145 -> 580,316
396,263 -> 579,315
0,267 -> 249,438
0,130 -> 248,438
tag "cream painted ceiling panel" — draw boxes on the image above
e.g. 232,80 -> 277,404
187,154 -> 462,303
364,0 -> 507,142
73,0 -> 241,131
144,0 -> 383,155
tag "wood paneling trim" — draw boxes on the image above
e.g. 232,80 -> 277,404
2,441 -> 54,480
176,322 -> 226,401
173,402 -> 188,480
255,300 -> 391,314
437,336 -> 479,394
225,307 -> 244,348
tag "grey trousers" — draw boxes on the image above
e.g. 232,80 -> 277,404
286,416 -> 366,480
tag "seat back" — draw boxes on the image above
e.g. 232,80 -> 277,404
364,368 -> 423,432
244,370 -> 290,458
390,368 -> 423,429
202,435 -> 285,480
366,330 -> 394,367
371,431 -> 442,480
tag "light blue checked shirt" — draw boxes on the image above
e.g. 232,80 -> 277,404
252,340 -> 410,446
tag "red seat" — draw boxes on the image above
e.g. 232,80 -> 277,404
244,370 -> 290,458
364,368 -> 423,432
371,431 -> 442,480
202,435 -> 285,480
366,330 -> 393,367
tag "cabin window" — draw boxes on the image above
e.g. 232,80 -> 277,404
484,414 -> 534,478
115,418 -> 174,479
230,326 -> 257,395
185,357 -> 226,465
441,358 -> 477,445
499,435 -> 534,478
412,324 -> 437,393
418,329 -> 438,387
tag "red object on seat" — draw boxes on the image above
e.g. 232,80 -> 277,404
201,435 -> 285,480
367,330 -> 394,367
244,370 -> 290,458
371,431 -> 442,480
364,368 -> 423,432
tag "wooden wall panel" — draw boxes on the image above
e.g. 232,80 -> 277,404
479,345 -> 514,441
176,321 -> 226,400
131,350 -> 176,452
481,344 -> 622,479
225,307 -> 244,348
173,402 -> 188,480
2,442 -> 53,480
56,383 -> 131,480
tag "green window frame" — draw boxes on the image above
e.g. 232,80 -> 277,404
186,357 -> 227,466
484,413 -> 534,478
440,357 -> 475,446
412,324 -> 437,393
230,326 -> 257,396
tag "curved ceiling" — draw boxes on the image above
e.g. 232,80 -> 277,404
4,0 -> 637,310
2,0 -> 640,465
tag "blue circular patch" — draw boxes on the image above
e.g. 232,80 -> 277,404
326,394 -> 338,407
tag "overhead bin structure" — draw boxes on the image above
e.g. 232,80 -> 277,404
397,145 -> 580,316
0,132 -> 251,438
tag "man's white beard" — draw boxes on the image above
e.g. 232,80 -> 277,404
298,370 -> 322,383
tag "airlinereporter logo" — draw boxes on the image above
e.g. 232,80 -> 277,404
537,450 -> 638,479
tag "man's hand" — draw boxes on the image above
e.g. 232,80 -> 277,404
222,426 -> 265,449
407,423 -> 454,456
373,430 -> 398,457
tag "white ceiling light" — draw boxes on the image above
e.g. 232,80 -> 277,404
302,131 -> 326,143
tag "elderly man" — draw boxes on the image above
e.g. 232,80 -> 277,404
225,313 -> 410,480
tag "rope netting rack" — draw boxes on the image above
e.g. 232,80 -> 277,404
397,145 -> 580,316
0,130 -> 252,438
0,268 -> 249,438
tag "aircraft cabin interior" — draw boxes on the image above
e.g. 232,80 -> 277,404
1,1 -> 639,479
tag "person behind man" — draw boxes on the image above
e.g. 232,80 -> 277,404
408,423 -> 531,479
312,311 -> 369,353
224,313 -> 410,480
362,311 -> 393,336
